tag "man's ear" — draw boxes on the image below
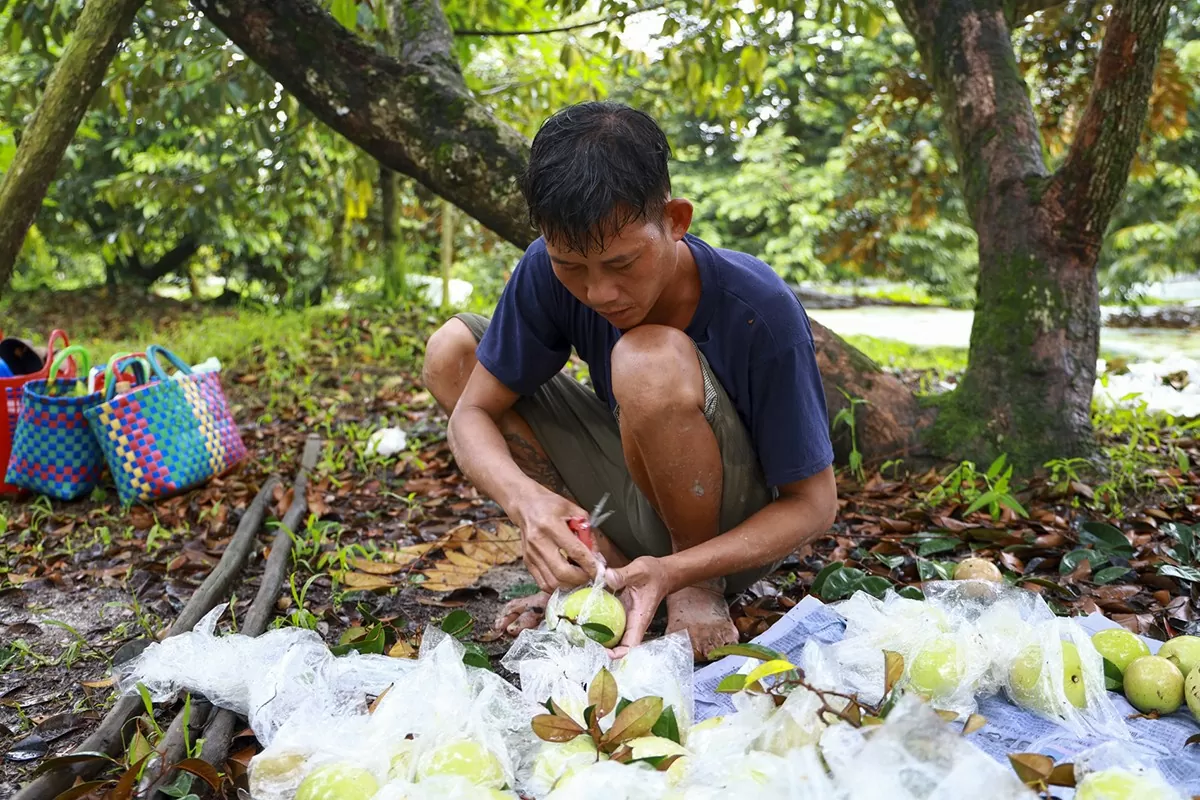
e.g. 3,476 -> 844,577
663,197 -> 693,241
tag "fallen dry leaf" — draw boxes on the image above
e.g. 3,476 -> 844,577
339,571 -> 395,591
349,557 -> 406,575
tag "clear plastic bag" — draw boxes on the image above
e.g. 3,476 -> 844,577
542,553 -> 625,650
250,629 -> 540,800
501,627 -> 693,736
364,629 -> 542,792
999,617 -> 1129,740
115,604 -> 422,750
827,694 -> 1037,800
1071,741 -> 1182,800
809,589 -> 991,717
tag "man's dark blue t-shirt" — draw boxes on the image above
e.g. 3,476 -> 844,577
476,233 -> 834,489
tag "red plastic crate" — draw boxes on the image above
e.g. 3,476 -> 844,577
0,329 -> 75,496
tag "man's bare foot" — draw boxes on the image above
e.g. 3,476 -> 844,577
494,591 -> 549,637
666,580 -> 738,662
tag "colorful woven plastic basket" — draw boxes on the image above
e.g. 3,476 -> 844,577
4,346 -> 105,501
84,346 -> 247,506
0,329 -> 75,496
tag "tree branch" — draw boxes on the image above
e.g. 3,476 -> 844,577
452,2 -> 667,37
192,0 -> 536,248
1045,0 -> 1172,249
388,0 -> 459,74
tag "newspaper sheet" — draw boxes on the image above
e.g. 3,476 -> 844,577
692,596 -> 1200,796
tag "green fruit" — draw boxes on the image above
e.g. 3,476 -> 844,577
954,558 -> 1002,582
1158,635 -> 1200,678
1075,767 -> 1175,800
1123,655 -> 1184,714
531,736 -> 602,789
295,763 -> 379,800
908,636 -> 962,697
1186,665 -> 1200,719
561,588 -> 626,647
1092,629 -> 1151,675
1008,641 -> 1086,710
417,739 -> 506,789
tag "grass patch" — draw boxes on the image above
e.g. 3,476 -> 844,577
843,335 -> 968,373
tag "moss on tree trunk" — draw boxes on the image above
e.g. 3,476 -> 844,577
895,0 -> 1171,470
0,0 -> 145,293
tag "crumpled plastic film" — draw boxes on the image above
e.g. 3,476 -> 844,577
115,604 -> 324,714
501,627 -> 694,737
115,603 -> 422,751
670,692 -> 773,790
753,683 -> 827,756
610,630 -> 694,732
543,759 -> 670,800
1000,617 -> 1129,740
501,628 -> 611,728
826,694 -> 1037,800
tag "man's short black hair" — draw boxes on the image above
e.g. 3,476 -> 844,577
521,101 -> 672,254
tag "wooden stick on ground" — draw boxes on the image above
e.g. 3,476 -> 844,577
13,474 -> 283,800
146,436 -> 323,798
194,434 -> 322,796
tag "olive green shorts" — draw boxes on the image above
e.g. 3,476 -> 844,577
454,312 -> 775,595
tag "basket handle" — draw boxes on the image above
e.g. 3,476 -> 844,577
46,346 -> 91,396
104,352 -> 152,400
42,330 -> 71,372
146,345 -> 194,381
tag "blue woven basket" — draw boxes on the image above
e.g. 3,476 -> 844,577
4,346 -> 105,501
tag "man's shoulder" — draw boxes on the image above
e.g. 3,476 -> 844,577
695,237 -> 811,347
512,237 -> 552,276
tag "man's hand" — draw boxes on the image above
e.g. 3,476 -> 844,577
603,556 -> 672,658
512,489 -> 601,591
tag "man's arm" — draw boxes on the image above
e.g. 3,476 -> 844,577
605,465 -> 837,653
448,361 -> 599,590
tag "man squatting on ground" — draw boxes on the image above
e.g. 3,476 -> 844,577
422,101 -> 838,661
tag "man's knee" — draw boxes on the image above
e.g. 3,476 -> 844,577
610,325 -> 705,418
422,317 -> 478,412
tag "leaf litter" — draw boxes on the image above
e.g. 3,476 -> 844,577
3,296 -> 1200,793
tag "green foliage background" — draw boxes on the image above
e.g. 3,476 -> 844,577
1,0 -> 1197,309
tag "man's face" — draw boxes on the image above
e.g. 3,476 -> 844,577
544,200 -> 691,330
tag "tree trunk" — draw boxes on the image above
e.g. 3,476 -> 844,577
0,0 -> 145,294
379,166 -> 405,300
894,0 -> 1172,469
441,197 -> 454,312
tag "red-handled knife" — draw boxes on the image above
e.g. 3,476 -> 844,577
567,493 -> 613,551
